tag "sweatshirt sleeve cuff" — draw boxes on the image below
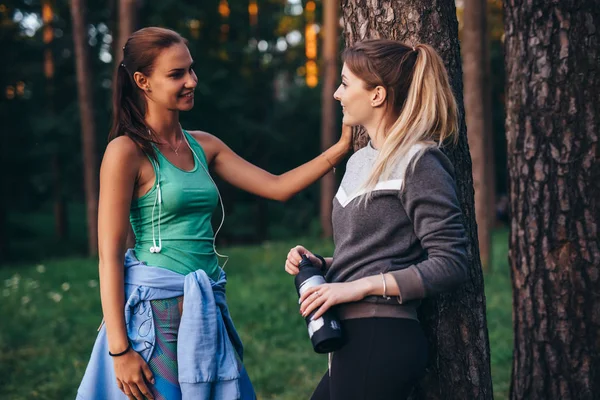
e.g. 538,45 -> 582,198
390,266 -> 425,303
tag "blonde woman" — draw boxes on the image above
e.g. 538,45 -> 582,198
285,40 -> 469,399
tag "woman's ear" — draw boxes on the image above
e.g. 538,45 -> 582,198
133,72 -> 151,92
370,86 -> 387,108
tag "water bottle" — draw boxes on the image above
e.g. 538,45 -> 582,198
295,255 -> 344,353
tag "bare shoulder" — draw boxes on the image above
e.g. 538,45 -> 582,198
186,130 -> 226,163
101,135 -> 144,172
105,135 -> 143,156
187,130 -> 224,146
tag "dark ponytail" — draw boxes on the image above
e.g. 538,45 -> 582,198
108,27 -> 188,161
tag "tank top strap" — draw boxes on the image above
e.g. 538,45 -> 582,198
144,149 -> 160,185
183,130 -> 210,169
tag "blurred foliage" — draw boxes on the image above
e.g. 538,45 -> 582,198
0,0 -> 506,262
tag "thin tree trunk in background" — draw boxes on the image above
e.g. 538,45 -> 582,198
0,199 -> 6,262
341,1 -> 493,398
52,155 -> 68,238
109,0 -> 120,62
117,0 -> 139,55
504,1 -> 600,399
70,0 -> 99,256
462,0 -> 495,270
42,0 -> 67,239
319,0 -> 339,238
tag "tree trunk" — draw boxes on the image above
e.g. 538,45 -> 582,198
117,0 -> 139,54
340,1 -> 493,399
462,0 -> 495,271
0,199 -> 6,263
70,0 -> 99,256
52,155 -> 68,239
320,0 -> 339,238
42,0 -> 67,240
504,2 -> 600,399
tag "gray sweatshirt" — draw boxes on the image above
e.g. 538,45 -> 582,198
328,141 -> 469,320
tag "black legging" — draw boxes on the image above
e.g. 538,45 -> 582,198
311,318 -> 428,400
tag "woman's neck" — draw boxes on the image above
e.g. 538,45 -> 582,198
364,112 -> 397,150
363,121 -> 386,150
145,104 -> 181,142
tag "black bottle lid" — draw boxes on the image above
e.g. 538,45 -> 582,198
299,254 -> 315,269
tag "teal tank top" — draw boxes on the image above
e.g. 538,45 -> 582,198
129,130 -> 220,279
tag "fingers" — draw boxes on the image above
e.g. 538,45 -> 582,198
142,363 -> 155,386
289,246 -> 307,264
285,259 -> 300,275
299,285 -> 323,304
121,374 -> 154,400
137,379 -> 155,400
285,245 -> 313,275
312,299 -> 333,320
121,382 -> 135,400
341,124 -> 352,136
128,379 -> 151,400
341,124 -> 353,146
300,288 -> 327,317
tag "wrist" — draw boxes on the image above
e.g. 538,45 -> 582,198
334,138 -> 352,156
355,277 -> 376,299
324,142 -> 349,167
108,338 -> 130,355
109,340 -> 131,357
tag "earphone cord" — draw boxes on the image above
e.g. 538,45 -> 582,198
183,135 -> 229,268
151,181 -> 158,250
157,183 -> 162,251
182,135 -> 229,269
150,165 -> 162,253
149,133 -> 228,268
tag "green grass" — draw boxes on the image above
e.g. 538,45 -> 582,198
0,232 -> 512,399
486,228 -> 513,399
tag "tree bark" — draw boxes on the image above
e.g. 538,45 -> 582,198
52,155 -> 68,239
340,1 -> 493,398
117,0 -> 139,55
0,196 -> 6,262
462,0 -> 495,270
42,0 -> 67,240
320,0 -> 339,238
504,1 -> 600,399
70,0 -> 99,256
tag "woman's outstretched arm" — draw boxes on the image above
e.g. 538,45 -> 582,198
191,126 -> 352,201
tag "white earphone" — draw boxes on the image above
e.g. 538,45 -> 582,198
148,133 -> 229,268
149,165 -> 162,254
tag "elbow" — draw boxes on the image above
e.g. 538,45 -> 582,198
271,183 -> 297,202
275,192 -> 295,202
267,191 -> 293,202
424,252 -> 469,296
449,253 -> 469,289
263,176 -> 295,202
456,258 -> 469,287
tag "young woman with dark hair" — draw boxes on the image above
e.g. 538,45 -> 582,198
285,39 -> 469,400
77,27 -> 351,400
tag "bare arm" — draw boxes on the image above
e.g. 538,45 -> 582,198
97,136 -> 139,354
98,137 -> 156,399
194,126 -> 352,201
